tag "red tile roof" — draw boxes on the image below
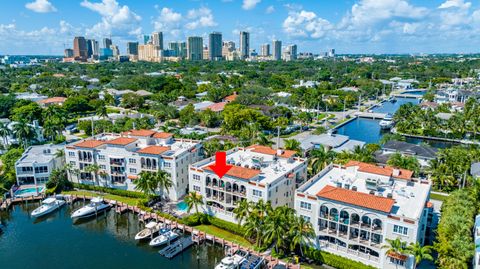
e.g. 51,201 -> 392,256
153,132 -> 173,139
122,129 -> 156,137
128,175 -> 138,180
137,146 -> 170,155
246,145 -> 297,158
224,94 -> 237,102
38,97 -> 67,104
106,137 -> 137,146
207,102 -> 227,112
74,140 -> 105,148
204,165 -> 261,180
317,185 -> 395,213
344,161 -> 413,180
387,252 -> 408,261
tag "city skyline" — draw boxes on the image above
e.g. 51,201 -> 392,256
1,0 -> 480,55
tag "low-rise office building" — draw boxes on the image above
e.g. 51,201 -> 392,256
295,161 -> 431,269
189,145 -> 307,222
65,130 -> 202,201
15,144 -> 65,186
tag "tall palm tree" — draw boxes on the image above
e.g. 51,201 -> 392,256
405,242 -> 433,269
290,215 -> 315,256
308,145 -> 336,176
184,191 -> 204,213
255,133 -> 273,146
13,120 -> 35,149
284,139 -> 302,154
382,238 -> 407,268
135,171 -> 157,197
155,169 -> 173,199
0,122 -> 11,147
264,208 -> 288,252
96,105 -> 108,119
85,164 -> 101,185
233,199 -> 250,225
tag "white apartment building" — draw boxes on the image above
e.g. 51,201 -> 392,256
189,145 -> 307,222
295,161 -> 431,269
15,144 -> 65,186
65,130 -> 202,201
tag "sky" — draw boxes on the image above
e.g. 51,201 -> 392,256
1,0 -> 480,55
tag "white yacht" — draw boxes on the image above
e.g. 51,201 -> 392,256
379,113 -> 394,129
149,230 -> 179,247
215,253 -> 247,269
71,197 -> 110,219
135,221 -> 162,240
31,197 -> 66,218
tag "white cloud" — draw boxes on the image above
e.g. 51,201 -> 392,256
81,0 -> 141,38
25,0 -> 57,13
242,0 -> 261,10
152,7 -> 217,37
283,10 -> 333,38
439,0 -> 471,10
265,5 -> 275,14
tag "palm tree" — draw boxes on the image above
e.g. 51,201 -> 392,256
155,170 -> 173,199
13,120 -> 35,149
264,208 -> 288,252
255,133 -> 273,146
233,199 -> 250,225
184,191 -> 204,213
0,122 -> 11,147
387,153 -> 420,174
284,139 -> 302,154
84,164 -> 101,185
135,171 -> 157,197
405,242 -> 433,269
290,215 -> 315,256
96,105 -> 108,119
382,238 -> 407,268
308,145 -> 336,176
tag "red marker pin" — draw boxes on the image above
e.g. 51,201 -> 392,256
208,152 -> 233,178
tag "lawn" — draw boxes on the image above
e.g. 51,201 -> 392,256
63,190 -> 141,206
430,192 -> 449,202
195,224 -> 253,248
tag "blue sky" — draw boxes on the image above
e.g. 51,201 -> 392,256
1,0 -> 479,55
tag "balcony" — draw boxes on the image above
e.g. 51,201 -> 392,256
141,165 -> 158,171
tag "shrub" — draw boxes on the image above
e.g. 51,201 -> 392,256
181,213 -> 210,226
304,247 -> 376,269
208,216 -> 245,236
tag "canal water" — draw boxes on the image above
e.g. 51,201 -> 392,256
0,202 -> 225,269
336,97 -> 454,148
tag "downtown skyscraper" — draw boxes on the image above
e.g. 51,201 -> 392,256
187,36 -> 203,61
73,36 -> 87,61
272,40 -> 282,61
239,31 -> 250,60
208,32 -> 222,61
151,32 -> 163,50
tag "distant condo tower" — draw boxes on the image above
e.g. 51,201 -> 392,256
272,40 -> 282,61
103,38 -> 112,49
261,43 -> 270,57
209,32 -> 223,61
239,31 -> 250,60
187,36 -> 203,61
151,32 -> 163,50
73,36 -> 88,61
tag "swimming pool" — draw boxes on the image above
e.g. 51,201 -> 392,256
14,186 -> 45,198
176,201 -> 188,212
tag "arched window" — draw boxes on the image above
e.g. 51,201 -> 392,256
373,219 -> 382,230
361,215 -> 372,227
320,205 -> 329,218
340,210 -> 350,224
330,208 -> 339,221
351,213 -> 360,225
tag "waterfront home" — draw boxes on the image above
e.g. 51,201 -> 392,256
0,119 -> 45,146
278,133 -> 365,155
189,145 -> 307,222
37,97 -> 67,108
295,161 -> 432,269
375,140 -> 438,168
15,144 -> 65,186
64,130 -> 202,201
292,80 -> 319,88
77,112 -> 154,125
15,92 -> 48,102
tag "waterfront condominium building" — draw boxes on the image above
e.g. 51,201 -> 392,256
189,145 -> 308,222
260,43 -> 270,57
272,40 -> 282,61
15,144 -> 65,187
73,36 -> 88,61
65,130 -> 203,201
187,36 -> 203,61
151,32 -> 163,50
239,31 -> 250,60
209,32 -> 223,61
294,161 -> 432,269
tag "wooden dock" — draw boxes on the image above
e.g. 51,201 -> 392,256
158,236 -> 194,259
355,112 -> 387,119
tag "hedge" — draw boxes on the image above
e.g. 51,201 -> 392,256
305,248 -> 376,269
72,183 -> 148,199
208,216 -> 245,236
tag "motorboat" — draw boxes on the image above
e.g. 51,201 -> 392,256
215,253 -> 247,269
135,221 -> 161,241
148,230 -> 179,247
390,97 -> 397,103
71,197 -> 110,219
379,113 -> 394,129
31,197 -> 66,218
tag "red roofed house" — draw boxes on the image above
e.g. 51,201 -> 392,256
65,130 -> 202,201
294,161 -> 431,269
37,97 -> 67,108
189,145 -> 307,223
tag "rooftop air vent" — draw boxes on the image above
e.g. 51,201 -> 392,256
352,186 -> 357,191
387,193 -> 393,198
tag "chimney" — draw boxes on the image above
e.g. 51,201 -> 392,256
392,168 -> 400,177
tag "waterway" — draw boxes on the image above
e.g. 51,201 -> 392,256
0,202 -> 225,269
336,97 -> 454,148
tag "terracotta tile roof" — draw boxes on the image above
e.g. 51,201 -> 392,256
153,132 -> 173,139
344,161 -> 413,180
316,185 -> 395,213
74,140 -> 105,148
128,175 -> 138,180
246,145 -> 297,158
206,102 -> 227,112
204,165 -> 261,180
106,137 -> 137,146
137,146 -> 170,155
420,101 -> 438,108
122,129 -> 156,137
387,252 -> 408,261
38,97 -> 67,104
224,94 -> 238,102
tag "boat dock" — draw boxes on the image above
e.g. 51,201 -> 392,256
158,236 -> 194,259
355,112 -> 387,119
